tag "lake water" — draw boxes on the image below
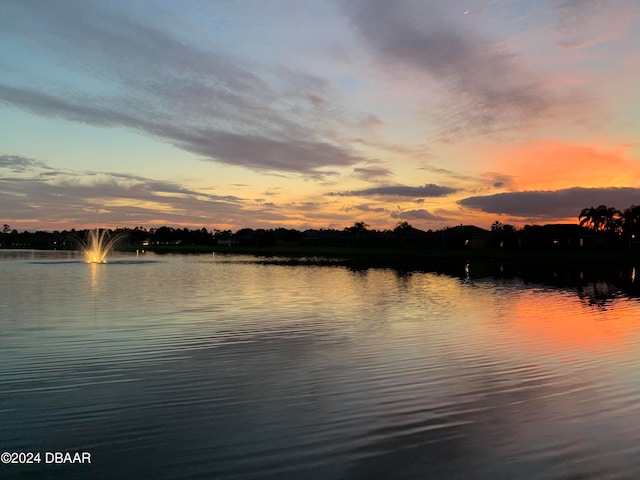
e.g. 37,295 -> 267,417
2,250 -> 640,479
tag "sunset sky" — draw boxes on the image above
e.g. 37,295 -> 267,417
1,0 -> 639,232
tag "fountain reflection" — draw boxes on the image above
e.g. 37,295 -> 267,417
89,262 -> 100,295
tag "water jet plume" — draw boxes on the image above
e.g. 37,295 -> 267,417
81,228 -> 121,263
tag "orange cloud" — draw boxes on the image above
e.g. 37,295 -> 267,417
484,140 -> 640,190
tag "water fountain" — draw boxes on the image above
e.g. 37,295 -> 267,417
81,228 -> 121,263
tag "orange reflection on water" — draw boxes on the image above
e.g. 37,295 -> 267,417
504,288 -> 640,353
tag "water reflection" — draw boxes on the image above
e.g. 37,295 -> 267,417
249,254 -> 640,304
89,262 -> 100,297
2,251 -> 640,479
400,259 -> 640,308
577,281 -> 620,309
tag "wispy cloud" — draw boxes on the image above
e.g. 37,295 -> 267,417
344,204 -> 388,214
0,155 -> 256,228
328,184 -> 457,198
344,0 -> 596,139
418,163 -> 514,190
0,154 -> 49,173
352,165 -> 393,181
0,1 -> 371,175
554,0 -> 637,49
391,209 -> 448,221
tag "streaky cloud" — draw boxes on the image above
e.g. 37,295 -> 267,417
459,187 -> 640,218
554,0 -> 636,49
0,157 -> 252,228
0,154 -> 49,173
329,184 -> 458,197
0,2 -> 370,176
391,209 -> 447,221
345,0 -> 595,139
352,165 -> 393,181
344,204 -> 387,213
0,84 -> 363,174
162,128 -> 363,172
0,84 -> 135,127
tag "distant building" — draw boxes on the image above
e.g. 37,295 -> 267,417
519,224 -> 597,249
442,225 -> 492,249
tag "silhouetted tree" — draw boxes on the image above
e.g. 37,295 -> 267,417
622,205 -> 640,238
491,221 -> 515,233
602,206 -> 622,233
213,229 -> 233,245
346,221 -> 369,234
579,206 -> 602,231
273,228 -> 302,245
393,221 -> 412,233
579,205 -> 621,233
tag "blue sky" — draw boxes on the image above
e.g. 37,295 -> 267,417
1,0 -> 639,231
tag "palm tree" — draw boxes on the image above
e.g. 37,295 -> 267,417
579,206 -> 602,231
600,205 -> 622,233
579,205 -> 621,233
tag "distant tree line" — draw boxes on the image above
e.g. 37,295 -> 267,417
0,225 -> 218,250
0,222 -> 484,250
2,204 -> 640,251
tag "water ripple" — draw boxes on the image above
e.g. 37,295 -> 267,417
2,253 -> 640,479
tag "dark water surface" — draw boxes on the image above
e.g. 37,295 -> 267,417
2,250 -> 640,479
